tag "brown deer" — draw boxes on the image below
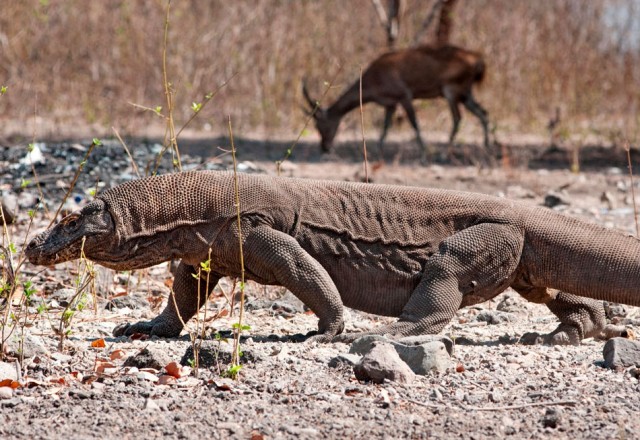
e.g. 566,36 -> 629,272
303,44 -> 490,161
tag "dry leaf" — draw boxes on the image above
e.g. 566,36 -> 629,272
95,361 -> 116,373
91,339 -> 106,348
110,349 -> 127,360
0,379 -> 20,389
165,362 -> 191,378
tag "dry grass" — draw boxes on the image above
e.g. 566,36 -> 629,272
0,0 -> 639,143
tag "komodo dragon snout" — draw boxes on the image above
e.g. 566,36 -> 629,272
26,199 -> 114,266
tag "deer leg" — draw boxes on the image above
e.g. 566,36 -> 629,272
444,92 -> 462,147
462,94 -> 490,148
399,99 -> 427,162
379,105 -> 396,160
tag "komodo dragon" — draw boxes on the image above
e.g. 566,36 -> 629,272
25,170 -> 640,344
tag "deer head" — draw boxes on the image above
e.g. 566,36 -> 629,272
302,82 -> 339,153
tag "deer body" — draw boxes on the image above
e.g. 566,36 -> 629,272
304,45 -> 490,160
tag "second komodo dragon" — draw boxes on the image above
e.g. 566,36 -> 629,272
26,171 -> 640,344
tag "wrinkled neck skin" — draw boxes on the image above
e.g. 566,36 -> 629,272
26,182 -> 232,272
93,216 -> 226,271
90,202 -> 229,272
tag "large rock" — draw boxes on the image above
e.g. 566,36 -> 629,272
603,337 -> 640,369
350,334 -> 453,356
353,342 -> 415,384
0,197 -> 16,225
393,341 -> 450,374
350,335 -> 452,374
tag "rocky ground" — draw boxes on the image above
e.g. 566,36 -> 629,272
1,136 -> 640,439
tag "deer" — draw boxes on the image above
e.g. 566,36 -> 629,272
302,44 -> 490,162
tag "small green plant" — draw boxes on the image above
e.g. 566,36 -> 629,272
56,237 -> 95,351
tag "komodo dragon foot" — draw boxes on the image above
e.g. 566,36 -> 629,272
518,292 -> 607,345
113,317 -> 182,338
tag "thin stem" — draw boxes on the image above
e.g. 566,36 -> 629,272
625,141 -> 639,236
358,66 -> 369,183
228,116 -> 246,370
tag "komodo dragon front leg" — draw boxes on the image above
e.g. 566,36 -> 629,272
243,226 -> 345,342
335,223 -> 525,343
113,262 -> 220,338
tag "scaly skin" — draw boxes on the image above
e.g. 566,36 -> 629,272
26,171 -> 639,344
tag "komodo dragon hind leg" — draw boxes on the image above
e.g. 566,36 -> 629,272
113,261 -> 219,338
517,289 -> 606,345
334,223 -> 525,343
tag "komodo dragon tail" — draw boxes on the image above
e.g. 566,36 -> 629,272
524,209 -> 640,307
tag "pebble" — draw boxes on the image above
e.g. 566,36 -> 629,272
0,387 -> 13,400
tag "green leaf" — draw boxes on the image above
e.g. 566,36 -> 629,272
27,143 -> 34,152
154,106 -> 163,114
191,102 -> 202,112
0,85 -> 7,95
21,178 -> 31,188
8,243 -> 16,254
88,188 -> 96,197
92,138 -> 102,146
28,209 -> 35,218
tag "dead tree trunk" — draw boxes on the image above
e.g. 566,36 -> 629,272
372,0 -> 404,50
436,0 -> 458,46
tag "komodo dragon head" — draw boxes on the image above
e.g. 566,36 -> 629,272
26,199 -> 117,268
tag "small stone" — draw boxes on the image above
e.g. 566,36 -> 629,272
329,353 -> 361,368
105,294 -> 150,311
543,191 -> 570,208
0,387 -> 13,400
144,398 -> 161,411
124,347 -> 172,370
137,371 -> 159,382
542,407 -> 562,429
353,342 -> 415,384
0,196 -> 17,224
7,334 -> 50,359
476,310 -> 515,325
69,390 -> 93,399
0,362 -> 18,381
603,338 -> 640,368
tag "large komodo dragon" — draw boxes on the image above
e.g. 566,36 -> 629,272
26,170 -> 640,344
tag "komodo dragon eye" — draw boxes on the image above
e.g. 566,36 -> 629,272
60,214 -> 80,230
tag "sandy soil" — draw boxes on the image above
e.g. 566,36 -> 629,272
1,136 -> 639,439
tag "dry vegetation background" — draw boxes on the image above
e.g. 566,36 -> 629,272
1,0 -> 639,144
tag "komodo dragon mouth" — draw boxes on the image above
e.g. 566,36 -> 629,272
25,199 -> 114,266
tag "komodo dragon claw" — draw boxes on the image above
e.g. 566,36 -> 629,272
113,318 -> 182,338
